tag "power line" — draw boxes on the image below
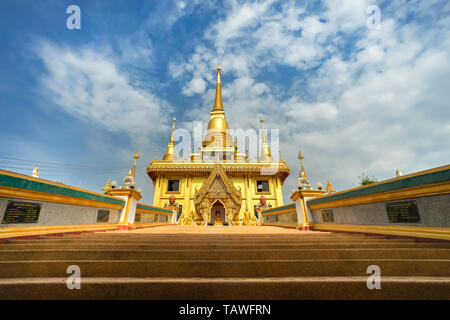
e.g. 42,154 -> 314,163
0,156 -> 144,170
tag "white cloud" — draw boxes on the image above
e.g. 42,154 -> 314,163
183,75 -> 207,96
170,0 -> 450,201
36,40 -> 171,144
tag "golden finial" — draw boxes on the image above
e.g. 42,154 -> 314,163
325,180 -> 336,194
298,149 -> 306,174
259,116 -> 272,162
32,168 -> 39,178
212,65 -> 223,111
163,117 -> 177,161
131,151 -> 139,178
170,117 -> 176,141
102,177 -> 111,192
296,148 -> 310,188
396,169 -> 403,177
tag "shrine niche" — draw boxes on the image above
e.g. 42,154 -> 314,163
193,164 -> 242,225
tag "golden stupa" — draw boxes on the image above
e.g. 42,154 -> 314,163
147,66 -> 290,225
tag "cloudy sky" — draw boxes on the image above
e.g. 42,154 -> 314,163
0,0 -> 449,204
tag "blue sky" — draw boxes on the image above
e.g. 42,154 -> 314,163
0,0 -> 449,204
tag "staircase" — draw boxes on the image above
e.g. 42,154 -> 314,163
0,225 -> 449,299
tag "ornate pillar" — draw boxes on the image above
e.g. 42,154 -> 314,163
290,190 -> 325,230
108,189 -> 142,230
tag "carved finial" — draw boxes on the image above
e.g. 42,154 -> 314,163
102,177 -> 111,192
259,116 -> 272,162
131,151 -> 139,178
163,117 -> 177,161
326,180 -> 336,194
32,168 -> 39,178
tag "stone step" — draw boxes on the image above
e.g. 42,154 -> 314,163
58,233 -> 383,239
5,238 -> 417,245
1,242 -> 449,251
0,259 -> 448,278
0,277 -> 449,299
0,248 -> 448,261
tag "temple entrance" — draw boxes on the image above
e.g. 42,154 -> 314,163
210,200 -> 226,225
194,164 -> 242,226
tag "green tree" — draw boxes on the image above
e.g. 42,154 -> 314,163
359,173 -> 378,186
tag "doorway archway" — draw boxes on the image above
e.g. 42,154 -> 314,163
210,200 -> 226,225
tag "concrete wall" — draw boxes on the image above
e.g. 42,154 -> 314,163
0,197 -> 121,227
134,212 -> 169,223
263,213 -> 297,224
311,194 -> 450,228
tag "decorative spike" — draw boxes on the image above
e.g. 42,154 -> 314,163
102,177 -> 111,192
326,180 -> 336,193
212,66 -> 223,111
131,151 -> 139,177
163,117 -> 177,161
260,117 -> 273,162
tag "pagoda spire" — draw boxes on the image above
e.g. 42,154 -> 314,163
212,65 -> 223,112
297,149 -> 311,189
131,151 -> 139,178
202,65 -> 233,150
163,117 -> 177,161
259,117 -> 273,162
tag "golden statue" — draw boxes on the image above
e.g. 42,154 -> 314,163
213,211 -> 223,226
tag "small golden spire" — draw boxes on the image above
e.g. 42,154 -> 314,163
163,117 -> 177,161
212,65 -> 223,112
326,180 -> 336,193
131,151 -> 139,178
296,149 -> 311,188
260,117 -> 273,162
102,177 -> 111,192
298,150 -> 306,175
170,117 -> 176,141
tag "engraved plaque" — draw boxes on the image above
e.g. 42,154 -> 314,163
2,200 -> 41,224
96,209 -> 110,223
322,209 -> 335,222
386,200 -> 421,223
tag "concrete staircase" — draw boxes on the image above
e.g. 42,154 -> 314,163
0,225 -> 449,299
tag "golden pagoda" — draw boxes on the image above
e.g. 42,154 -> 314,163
147,66 -> 290,225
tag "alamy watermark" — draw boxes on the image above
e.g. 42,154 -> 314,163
66,5 -> 81,30
66,264 -> 81,290
366,265 -> 381,290
366,5 -> 381,30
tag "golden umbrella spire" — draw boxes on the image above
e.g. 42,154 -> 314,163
259,117 -> 273,162
202,65 -> 233,150
131,151 -> 139,178
163,117 -> 177,161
